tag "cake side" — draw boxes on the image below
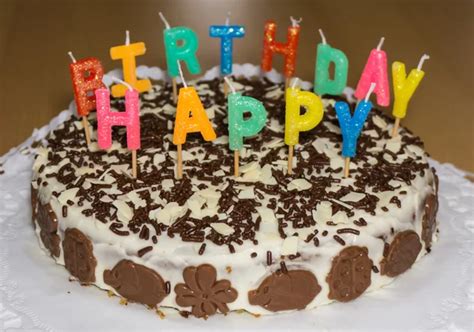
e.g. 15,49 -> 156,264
31,73 -> 439,317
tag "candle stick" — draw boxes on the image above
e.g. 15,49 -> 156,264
391,54 -> 429,137
261,16 -> 301,90
110,30 -> 151,98
285,78 -> 324,175
95,77 -> 141,178
159,12 -> 201,104
68,51 -> 105,147
209,12 -> 246,97
354,37 -> 390,107
335,83 -> 376,178
173,60 -> 216,179
314,29 -> 349,96
225,76 -> 268,177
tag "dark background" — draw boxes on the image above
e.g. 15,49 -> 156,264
0,0 -> 473,171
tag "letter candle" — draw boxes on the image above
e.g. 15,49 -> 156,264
261,17 -> 301,89
68,51 -> 105,146
354,38 -> 390,107
159,12 -> 201,104
209,12 -> 246,97
109,30 -> 151,98
95,78 -> 141,178
173,61 -> 216,179
285,78 -> 324,175
225,76 -> 268,177
391,54 -> 429,137
314,29 -> 349,96
335,83 -> 376,178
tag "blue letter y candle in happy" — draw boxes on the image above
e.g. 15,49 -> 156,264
335,83 -> 375,178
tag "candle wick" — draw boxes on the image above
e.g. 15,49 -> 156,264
225,11 -> 231,26
417,54 -> 430,71
177,60 -> 188,88
376,37 -> 385,51
291,77 -> 299,89
108,75 -> 134,91
318,29 -> 327,45
290,16 -> 302,27
224,76 -> 236,94
125,30 -> 130,45
158,12 -> 171,29
365,83 -> 376,102
67,51 -> 77,63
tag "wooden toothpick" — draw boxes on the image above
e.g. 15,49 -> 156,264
175,60 -> 188,180
131,150 -> 137,178
223,77 -> 230,97
288,145 -> 294,175
81,116 -> 92,146
391,117 -> 401,137
224,76 -> 240,177
287,78 -> 299,175
177,144 -> 183,179
344,157 -> 350,178
172,78 -> 178,104
234,150 -> 239,177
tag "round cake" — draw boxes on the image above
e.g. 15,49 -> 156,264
31,67 -> 439,318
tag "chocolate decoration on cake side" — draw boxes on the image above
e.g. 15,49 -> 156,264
36,200 -> 60,257
421,193 -> 439,249
248,269 -> 321,311
381,230 -> 422,277
327,246 -> 372,302
104,259 -> 167,307
62,228 -> 97,283
31,184 -> 38,227
175,264 -> 238,318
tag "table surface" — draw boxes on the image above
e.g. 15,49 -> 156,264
0,0 -> 472,172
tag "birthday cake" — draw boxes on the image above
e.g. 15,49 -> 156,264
30,66 -> 438,318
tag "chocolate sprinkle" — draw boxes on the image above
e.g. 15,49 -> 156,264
137,246 -> 153,257
279,261 -> 288,274
267,251 -> 272,266
198,243 -> 206,255
333,235 -> 346,245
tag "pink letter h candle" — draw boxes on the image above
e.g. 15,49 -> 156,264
95,88 -> 141,150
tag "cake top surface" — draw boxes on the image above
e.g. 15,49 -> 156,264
33,76 -> 433,257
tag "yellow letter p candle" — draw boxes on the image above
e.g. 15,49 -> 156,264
285,84 -> 324,174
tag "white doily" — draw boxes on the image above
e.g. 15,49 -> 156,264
0,66 -> 473,331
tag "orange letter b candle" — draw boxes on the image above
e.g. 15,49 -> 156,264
173,87 -> 217,145
110,39 -> 151,98
69,57 -> 105,116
